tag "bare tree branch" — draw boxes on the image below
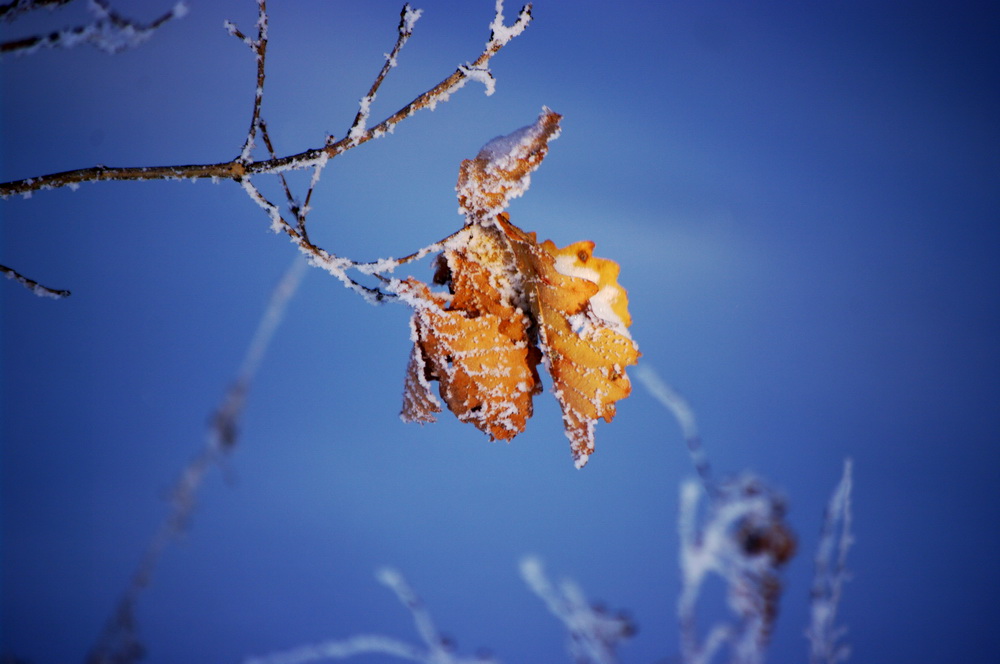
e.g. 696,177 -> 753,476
0,2 -> 532,197
346,4 -> 422,145
225,0 -> 269,164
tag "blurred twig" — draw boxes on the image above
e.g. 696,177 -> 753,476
0,0 -> 187,55
520,557 -> 635,664
242,567 -> 497,664
85,257 -> 307,664
807,459 -> 854,664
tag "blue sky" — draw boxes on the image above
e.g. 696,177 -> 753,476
2,1 -> 999,662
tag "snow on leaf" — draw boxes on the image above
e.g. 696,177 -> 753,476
399,109 -> 638,467
498,214 -> 640,468
456,107 -> 561,223
398,222 -> 542,440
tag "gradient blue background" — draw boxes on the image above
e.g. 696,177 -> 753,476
2,1 -> 998,662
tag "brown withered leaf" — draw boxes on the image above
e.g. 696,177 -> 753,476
399,108 -> 639,467
398,223 -> 542,441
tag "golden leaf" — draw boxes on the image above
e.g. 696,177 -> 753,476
399,108 -> 639,467
497,214 -> 640,467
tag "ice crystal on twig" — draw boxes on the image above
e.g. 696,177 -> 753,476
243,568 -> 497,664
520,557 -> 635,664
807,459 -> 854,664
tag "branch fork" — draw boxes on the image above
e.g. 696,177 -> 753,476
2,1 -> 533,300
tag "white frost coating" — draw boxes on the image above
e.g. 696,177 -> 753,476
348,96 -> 372,144
307,152 -> 329,190
552,254 -> 599,283
401,6 -> 423,34
478,112 -> 559,163
459,64 -> 496,96
458,107 -> 561,221
520,556 -> 633,663
488,0 -> 529,47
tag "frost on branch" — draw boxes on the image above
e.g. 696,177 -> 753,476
678,476 -> 796,664
243,568 -> 496,664
807,459 -> 854,664
520,557 -> 635,664
399,109 -> 639,468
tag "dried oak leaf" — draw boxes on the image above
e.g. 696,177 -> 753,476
498,214 -> 639,467
398,222 -> 542,441
399,108 -> 639,468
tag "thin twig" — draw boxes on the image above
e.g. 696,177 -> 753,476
0,2 -> 532,197
0,263 -> 71,298
807,459 -> 854,664
347,4 -> 422,144
634,365 -> 714,490
229,0 -> 269,163
258,119 -> 310,240
0,0 -> 74,23
242,568 -> 497,664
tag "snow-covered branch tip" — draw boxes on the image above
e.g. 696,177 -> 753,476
807,458 -> 854,664
520,557 -> 635,664
1,263 -> 71,298
0,0 -> 187,55
243,568 -> 497,664
225,0 -> 270,164
488,0 -> 532,51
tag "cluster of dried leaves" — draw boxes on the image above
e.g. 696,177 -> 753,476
396,109 -> 640,468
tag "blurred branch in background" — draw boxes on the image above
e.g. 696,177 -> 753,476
0,0 -> 187,55
807,459 -> 854,664
85,257 -> 307,664
677,475 -> 796,664
639,364 -> 853,664
520,557 -> 636,664
242,567 -> 498,664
